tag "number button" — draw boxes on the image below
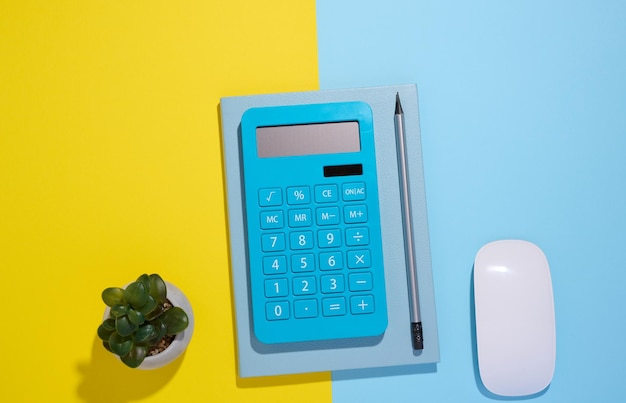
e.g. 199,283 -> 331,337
293,276 -> 316,296
347,249 -> 371,268
315,184 -> 338,203
294,299 -> 318,319
263,255 -> 287,275
265,278 -> 288,298
289,231 -> 313,250
266,301 -> 289,321
291,253 -> 315,273
318,229 -> 341,248
259,188 -> 282,207
261,233 -> 286,252
321,274 -> 345,293
319,251 -> 343,271
287,186 -> 310,205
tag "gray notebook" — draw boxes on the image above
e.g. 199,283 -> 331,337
220,84 -> 439,378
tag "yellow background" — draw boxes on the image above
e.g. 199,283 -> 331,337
0,1 -> 329,401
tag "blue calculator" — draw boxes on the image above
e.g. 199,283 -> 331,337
240,101 -> 388,344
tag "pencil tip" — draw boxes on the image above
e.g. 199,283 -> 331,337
395,92 -> 403,114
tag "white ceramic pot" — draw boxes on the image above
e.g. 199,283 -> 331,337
103,281 -> 194,370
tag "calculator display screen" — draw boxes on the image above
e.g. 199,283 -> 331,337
256,121 -> 361,158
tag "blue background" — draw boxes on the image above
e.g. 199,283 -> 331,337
317,1 -> 626,401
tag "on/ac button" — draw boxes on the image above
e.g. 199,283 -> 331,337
342,182 -> 366,201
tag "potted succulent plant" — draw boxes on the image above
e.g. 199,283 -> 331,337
97,273 -> 194,369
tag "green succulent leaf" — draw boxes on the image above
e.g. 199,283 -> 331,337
127,309 -> 145,326
110,304 -> 128,317
102,287 -> 125,307
136,274 -> 151,293
137,295 -> 158,316
97,322 -> 116,341
109,333 -> 133,356
124,282 -> 148,309
121,345 -> 147,368
161,307 -> 189,335
134,323 -> 156,344
115,315 -> 137,337
101,318 -> 116,331
148,318 -> 167,342
102,341 -> 113,353
148,274 -> 167,305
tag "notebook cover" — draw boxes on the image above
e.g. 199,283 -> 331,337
220,84 -> 439,377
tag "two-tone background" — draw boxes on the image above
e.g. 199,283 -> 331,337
2,1 -> 624,401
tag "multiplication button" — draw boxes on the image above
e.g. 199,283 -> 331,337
347,249 -> 371,268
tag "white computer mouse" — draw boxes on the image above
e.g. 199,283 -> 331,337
474,240 -> 556,397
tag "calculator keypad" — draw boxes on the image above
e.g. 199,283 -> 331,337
258,182 -> 380,326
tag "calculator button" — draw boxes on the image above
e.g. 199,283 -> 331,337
344,204 -> 368,224
322,297 -> 346,316
342,182 -> 366,201
292,276 -> 317,296
261,233 -> 286,251
265,278 -> 288,297
349,272 -> 373,291
266,301 -> 289,321
350,295 -> 375,314
291,253 -> 315,272
345,227 -> 369,246
287,186 -> 310,205
318,229 -> 342,248
263,255 -> 287,275
321,274 -> 345,293
259,188 -> 282,207
319,251 -> 343,271
316,207 -> 340,226
315,184 -> 338,203
289,231 -> 314,250
260,211 -> 284,229
294,299 -> 318,319
288,208 -> 312,227
347,249 -> 371,268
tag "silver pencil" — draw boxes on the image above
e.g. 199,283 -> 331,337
394,93 -> 424,350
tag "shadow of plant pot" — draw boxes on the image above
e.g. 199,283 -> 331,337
103,281 -> 194,370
